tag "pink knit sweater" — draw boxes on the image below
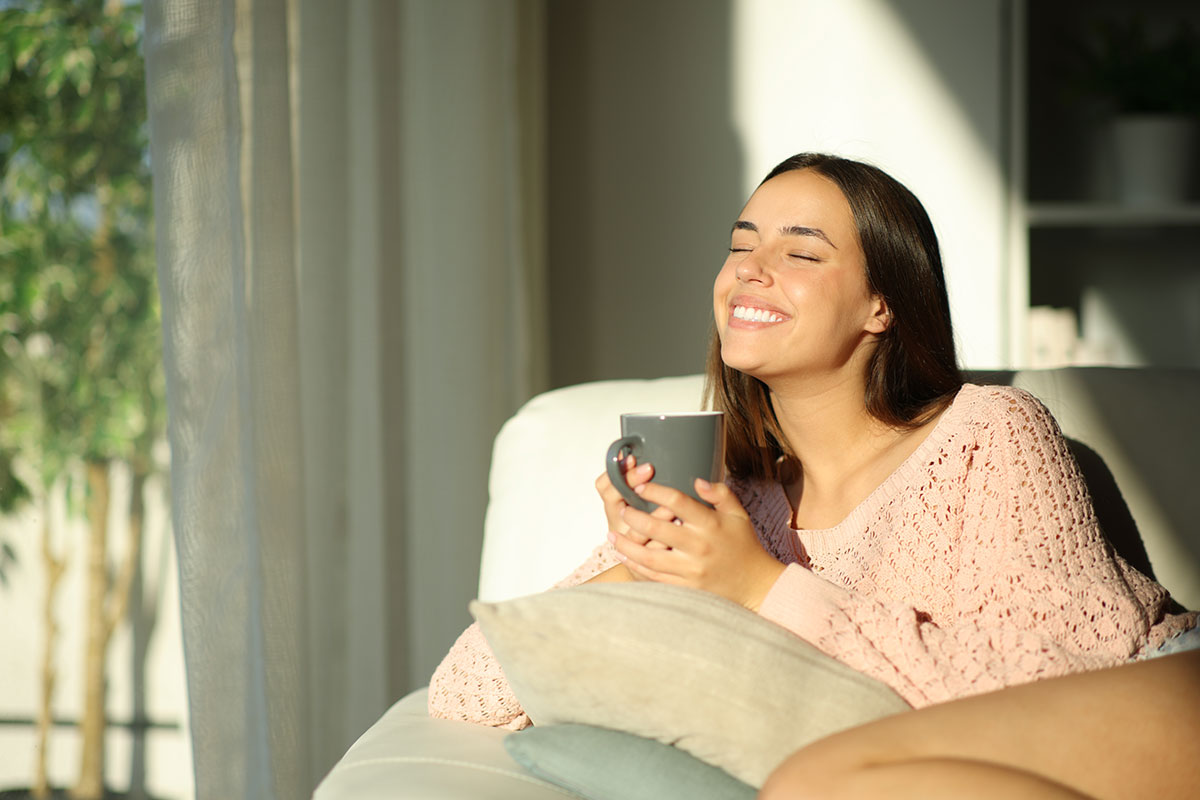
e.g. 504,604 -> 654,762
428,384 -> 1196,728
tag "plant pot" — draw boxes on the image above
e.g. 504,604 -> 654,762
1110,114 -> 1199,206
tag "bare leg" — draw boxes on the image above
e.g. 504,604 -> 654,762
759,650 -> 1200,800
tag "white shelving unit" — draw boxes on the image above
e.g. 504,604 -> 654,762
1006,0 -> 1200,369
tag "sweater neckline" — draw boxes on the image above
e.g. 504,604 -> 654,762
780,383 -> 977,539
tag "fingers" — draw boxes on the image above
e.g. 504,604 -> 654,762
632,480 -> 710,522
621,478 -> 749,553
596,459 -> 658,545
638,477 -> 749,521
606,529 -> 683,583
595,455 -> 652,537
692,478 -> 748,516
620,500 -> 693,552
625,460 -> 655,489
594,459 -> 654,498
619,500 -> 673,546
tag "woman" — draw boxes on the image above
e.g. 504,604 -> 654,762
427,153 -> 1196,733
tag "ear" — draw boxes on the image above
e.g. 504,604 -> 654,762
863,295 -> 891,335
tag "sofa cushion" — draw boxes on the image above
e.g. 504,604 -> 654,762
311,689 -> 576,800
471,581 -> 911,788
505,724 -> 756,800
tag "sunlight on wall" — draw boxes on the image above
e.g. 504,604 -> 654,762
731,0 -> 1010,367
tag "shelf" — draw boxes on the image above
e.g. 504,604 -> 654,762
1027,203 -> 1200,228
1009,0 -> 1200,369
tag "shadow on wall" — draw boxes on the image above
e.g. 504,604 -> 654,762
546,0 -> 744,389
886,0 -> 1006,169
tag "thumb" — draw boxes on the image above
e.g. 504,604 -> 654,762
694,478 -> 745,514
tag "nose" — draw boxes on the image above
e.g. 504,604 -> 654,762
735,251 -> 769,284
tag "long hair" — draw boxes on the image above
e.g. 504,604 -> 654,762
705,153 -> 963,481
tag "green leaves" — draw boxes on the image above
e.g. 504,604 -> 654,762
0,0 -> 163,504
0,0 -> 149,195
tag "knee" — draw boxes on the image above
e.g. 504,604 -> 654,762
759,749 -> 846,800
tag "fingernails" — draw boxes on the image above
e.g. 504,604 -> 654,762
695,478 -> 712,490
636,463 -> 652,476
633,484 -> 645,495
607,530 -> 617,544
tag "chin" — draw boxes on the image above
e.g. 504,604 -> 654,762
719,346 -> 769,380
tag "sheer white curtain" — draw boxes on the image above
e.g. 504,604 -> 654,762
143,0 -> 546,796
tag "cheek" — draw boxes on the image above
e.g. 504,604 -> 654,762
822,273 -> 875,332
779,271 -> 824,310
785,267 -> 858,313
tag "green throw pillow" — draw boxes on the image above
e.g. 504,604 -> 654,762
505,724 -> 756,800
471,582 -> 910,788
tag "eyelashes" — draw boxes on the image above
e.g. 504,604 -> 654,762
727,247 -> 820,263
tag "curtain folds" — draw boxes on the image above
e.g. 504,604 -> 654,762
143,1 -> 546,796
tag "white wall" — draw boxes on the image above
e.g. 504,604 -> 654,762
547,0 -> 1012,381
546,0 -> 744,388
732,0 -> 1009,367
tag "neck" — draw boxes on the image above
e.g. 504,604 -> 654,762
768,371 -> 894,491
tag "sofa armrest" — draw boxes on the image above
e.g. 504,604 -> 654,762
313,688 -> 574,800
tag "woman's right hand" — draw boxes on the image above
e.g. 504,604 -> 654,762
595,456 -> 677,539
591,456 -> 670,584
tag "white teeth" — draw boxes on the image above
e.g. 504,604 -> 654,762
733,305 -> 782,323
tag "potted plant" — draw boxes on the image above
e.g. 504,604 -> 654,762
1073,16 -> 1200,205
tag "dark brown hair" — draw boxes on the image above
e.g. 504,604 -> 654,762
705,153 -> 963,481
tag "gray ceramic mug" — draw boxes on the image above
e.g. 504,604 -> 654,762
605,411 -> 726,512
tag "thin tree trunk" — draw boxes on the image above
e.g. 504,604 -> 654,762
126,470 -> 149,800
33,492 -> 65,800
72,460 -> 142,800
72,461 -> 110,800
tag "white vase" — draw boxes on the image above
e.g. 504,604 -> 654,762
1110,114 -> 1199,206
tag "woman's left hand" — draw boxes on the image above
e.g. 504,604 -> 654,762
607,478 -> 786,611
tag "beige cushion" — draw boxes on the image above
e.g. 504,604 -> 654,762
471,582 -> 911,788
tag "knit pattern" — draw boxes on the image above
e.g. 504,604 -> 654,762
428,384 -> 1195,726
426,543 -> 620,728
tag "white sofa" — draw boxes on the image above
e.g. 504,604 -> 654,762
313,368 -> 1200,799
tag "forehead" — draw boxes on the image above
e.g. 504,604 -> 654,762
738,169 -> 855,234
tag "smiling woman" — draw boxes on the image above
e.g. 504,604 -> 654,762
426,152 -> 1197,797
709,153 -> 962,484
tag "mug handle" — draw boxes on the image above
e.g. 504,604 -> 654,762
605,435 -> 651,512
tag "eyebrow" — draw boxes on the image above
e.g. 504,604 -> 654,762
732,220 -> 837,249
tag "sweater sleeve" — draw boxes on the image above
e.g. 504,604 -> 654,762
426,541 -> 621,728
759,387 -> 1187,708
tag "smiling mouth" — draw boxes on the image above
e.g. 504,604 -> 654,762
731,305 -> 787,323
